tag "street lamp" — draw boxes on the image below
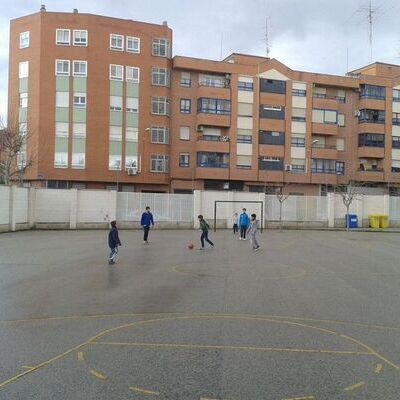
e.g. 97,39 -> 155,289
309,139 -> 319,184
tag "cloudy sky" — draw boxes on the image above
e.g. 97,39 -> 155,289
1,0 -> 400,119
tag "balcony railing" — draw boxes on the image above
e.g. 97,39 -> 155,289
198,135 -> 230,142
313,93 -> 346,103
312,143 -> 337,149
197,162 -> 229,168
393,118 -> 400,126
358,167 -> 384,172
198,81 -> 229,88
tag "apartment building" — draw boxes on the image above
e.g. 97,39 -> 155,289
8,7 -> 400,194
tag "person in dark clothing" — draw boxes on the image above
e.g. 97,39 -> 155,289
198,215 -> 214,249
140,206 -> 154,244
108,220 -> 121,265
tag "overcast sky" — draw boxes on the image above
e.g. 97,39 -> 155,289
1,0 -> 400,120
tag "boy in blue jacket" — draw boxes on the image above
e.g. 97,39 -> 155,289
239,208 -> 249,240
141,206 -> 154,244
108,220 -> 121,265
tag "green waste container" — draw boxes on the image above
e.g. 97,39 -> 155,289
369,215 -> 380,229
379,215 -> 389,229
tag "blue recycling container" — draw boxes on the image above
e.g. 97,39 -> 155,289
345,214 -> 358,229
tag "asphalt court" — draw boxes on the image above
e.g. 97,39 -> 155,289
0,229 -> 400,399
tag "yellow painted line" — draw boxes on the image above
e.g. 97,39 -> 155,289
129,386 -> 160,396
282,396 -> 314,400
21,366 -> 34,370
77,351 -> 84,362
343,381 -> 365,392
375,363 -> 383,374
89,369 -> 107,380
91,341 -> 372,357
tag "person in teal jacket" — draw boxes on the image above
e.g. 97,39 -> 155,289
239,208 -> 249,240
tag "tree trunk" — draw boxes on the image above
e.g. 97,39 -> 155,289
346,205 -> 350,232
279,201 -> 283,232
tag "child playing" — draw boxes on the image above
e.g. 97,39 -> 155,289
108,220 -> 122,264
247,213 -> 260,251
239,208 -> 249,240
198,215 -> 214,250
232,212 -> 239,234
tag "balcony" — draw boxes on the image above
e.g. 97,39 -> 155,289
312,122 -> 338,135
196,135 -> 230,152
312,94 -> 343,109
198,82 -> 230,100
357,168 -> 385,182
358,147 -> 385,158
311,144 -> 338,159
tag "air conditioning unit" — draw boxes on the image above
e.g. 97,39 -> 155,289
354,110 -> 360,117
127,167 -> 138,175
196,125 -> 204,132
285,164 -> 292,171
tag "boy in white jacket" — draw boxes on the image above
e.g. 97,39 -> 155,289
247,213 -> 260,251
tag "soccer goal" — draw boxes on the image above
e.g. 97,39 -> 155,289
213,200 -> 264,233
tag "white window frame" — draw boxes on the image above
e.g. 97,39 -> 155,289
110,64 -> 123,81
179,126 -> 190,141
72,153 -> 86,169
56,122 -> 69,138
151,96 -> 170,115
56,29 -> 71,45
151,67 -> 170,86
126,66 -> 140,83
110,34 -> 124,51
73,30 -> 88,46
73,60 -> 87,77
126,97 -> 139,113
72,123 -> 86,138
150,126 -> 169,144
54,152 -> 68,168
55,60 -> 70,76
19,61 -> 29,78
19,93 -> 28,108
73,93 -> 86,108
126,127 -> 138,142
56,92 -> 69,107
110,96 -> 123,111
152,38 -> 171,57
150,154 -> 169,172
126,36 -> 140,53
109,156 -> 122,171
109,126 -> 122,140
19,31 -> 30,49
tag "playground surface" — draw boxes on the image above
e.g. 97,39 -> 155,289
0,229 -> 399,399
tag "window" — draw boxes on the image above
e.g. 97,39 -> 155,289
73,61 -> 87,77
19,123 -> 27,136
19,31 -> 29,48
19,61 -> 29,78
180,126 -> 190,140
259,105 -> 285,119
19,93 -> 28,108
359,109 -> 385,124
336,89 -> 346,103
151,96 -> 170,115
197,152 -> 229,168
56,92 -> 69,107
126,36 -> 140,53
238,81 -> 253,91
54,152 -> 68,168
110,34 -> 124,51
259,131 -> 285,145
180,72 -> 191,87
360,84 -> 385,100
292,108 -> 306,122
73,30 -> 87,46
56,29 -> 70,45
358,133 -> 384,147
180,98 -> 191,114
311,159 -> 339,174
291,158 -> 305,172
313,87 -> 326,98
336,138 -> 345,151
312,109 -> 337,124
151,67 -> 170,86
150,126 -> 169,144
126,97 -> 138,113
179,153 -> 190,167
126,156 -> 138,169
110,64 -> 123,81
393,136 -> 400,149
72,153 -> 85,168
260,79 -> 286,94
236,155 -> 252,169
291,137 -> 305,147
199,75 -> 227,88
237,135 -> 252,144
258,157 -> 284,171
393,112 -> 400,125
109,126 -> 122,140
110,96 -> 122,111
109,156 -> 122,171
73,93 -> 86,108
126,66 -> 139,83
336,161 -> 345,175
197,98 -> 231,115
150,154 -> 169,172
292,89 -> 306,97
126,127 -> 138,142
393,89 -> 400,102
55,60 -> 70,76
238,103 -> 253,117
152,38 -> 170,57
72,123 -> 86,137
338,114 -> 345,127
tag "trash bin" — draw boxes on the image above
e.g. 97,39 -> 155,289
369,215 -> 380,229
345,214 -> 358,229
379,215 -> 389,229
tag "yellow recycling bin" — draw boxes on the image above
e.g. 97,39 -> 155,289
368,215 -> 380,229
379,215 -> 389,229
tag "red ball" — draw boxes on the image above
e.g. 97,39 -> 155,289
188,243 -> 194,250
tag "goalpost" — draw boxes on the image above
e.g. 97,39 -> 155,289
213,200 -> 264,233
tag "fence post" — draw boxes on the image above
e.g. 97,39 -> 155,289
9,186 -> 16,232
327,193 -> 335,228
383,194 -> 390,216
28,187 -> 36,228
193,190 -> 201,228
69,189 -> 78,229
258,193 -> 265,232
108,190 -> 117,223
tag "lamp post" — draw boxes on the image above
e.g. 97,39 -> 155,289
309,139 -> 319,184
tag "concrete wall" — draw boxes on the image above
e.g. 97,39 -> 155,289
0,186 -> 396,232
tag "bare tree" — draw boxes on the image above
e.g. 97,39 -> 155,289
335,182 -> 365,231
276,184 -> 290,231
0,117 -> 34,186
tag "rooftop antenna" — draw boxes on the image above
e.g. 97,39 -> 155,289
265,16 -> 271,58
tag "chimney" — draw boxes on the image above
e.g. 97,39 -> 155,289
73,8 -> 78,13
40,4 -> 46,12
162,21 -> 168,26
